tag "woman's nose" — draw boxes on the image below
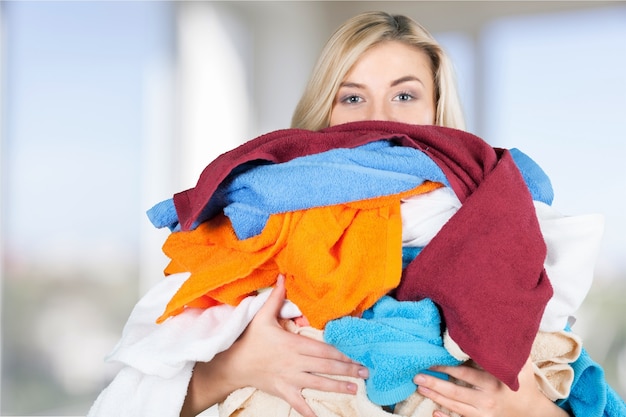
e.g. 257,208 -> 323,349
368,103 -> 392,122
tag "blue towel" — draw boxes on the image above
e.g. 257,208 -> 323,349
147,198 -> 181,231
509,148 -> 553,205
402,247 -> 423,269
147,141 -> 449,237
557,347 -> 626,416
324,296 -> 462,406
221,141 -> 448,239
146,144 -> 553,236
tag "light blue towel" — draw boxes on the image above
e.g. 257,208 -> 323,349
146,144 -> 554,236
222,141 -> 448,239
147,140 -> 449,236
147,198 -> 180,231
557,346 -> 626,416
509,148 -> 553,205
324,296 -> 462,406
402,247 -> 423,269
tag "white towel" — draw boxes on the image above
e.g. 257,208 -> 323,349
88,272 -> 301,417
402,188 -> 604,332
534,202 -> 604,332
401,187 -> 461,247
87,363 -> 194,417
106,273 -> 302,377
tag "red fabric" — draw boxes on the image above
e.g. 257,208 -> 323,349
395,148 -> 551,390
171,120 -> 552,390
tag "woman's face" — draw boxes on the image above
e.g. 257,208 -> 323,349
329,41 -> 436,127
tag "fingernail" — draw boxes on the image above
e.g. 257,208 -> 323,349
418,385 -> 431,394
346,382 -> 357,393
414,374 -> 426,384
358,367 -> 369,378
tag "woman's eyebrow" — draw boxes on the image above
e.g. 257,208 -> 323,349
338,81 -> 365,89
391,75 -> 424,87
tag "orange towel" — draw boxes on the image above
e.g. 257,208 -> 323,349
158,181 -> 442,328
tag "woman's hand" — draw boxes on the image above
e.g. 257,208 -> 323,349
413,357 -> 569,417
181,275 -> 369,417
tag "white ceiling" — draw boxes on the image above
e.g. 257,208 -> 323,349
226,1 -> 622,35
322,1 -> 622,33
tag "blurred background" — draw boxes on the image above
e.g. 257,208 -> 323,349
0,1 -> 624,415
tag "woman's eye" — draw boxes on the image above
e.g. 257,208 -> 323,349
394,92 -> 414,102
341,95 -> 362,104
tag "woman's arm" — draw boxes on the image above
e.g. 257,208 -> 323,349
414,357 -> 569,417
180,276 -> 369,417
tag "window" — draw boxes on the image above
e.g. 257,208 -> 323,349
0,1 -> 174,414
482,5 -> 626,396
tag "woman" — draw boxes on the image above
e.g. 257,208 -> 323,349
180,11 -> 569,417
88,11 -> 619,417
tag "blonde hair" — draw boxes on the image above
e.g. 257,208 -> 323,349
291,11 -> 465,131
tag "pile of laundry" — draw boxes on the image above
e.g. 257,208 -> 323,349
88,121 -> 623,417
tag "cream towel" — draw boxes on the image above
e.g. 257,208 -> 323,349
531,330 -> 582,401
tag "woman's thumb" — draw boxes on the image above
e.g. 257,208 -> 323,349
258,274 -> 286,319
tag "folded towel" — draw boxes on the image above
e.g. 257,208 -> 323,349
324,296 -> 462,406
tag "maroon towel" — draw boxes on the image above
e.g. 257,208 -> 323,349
395,147 -> 552,390
174,121 -> 493,231
172,120 -> 552,390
